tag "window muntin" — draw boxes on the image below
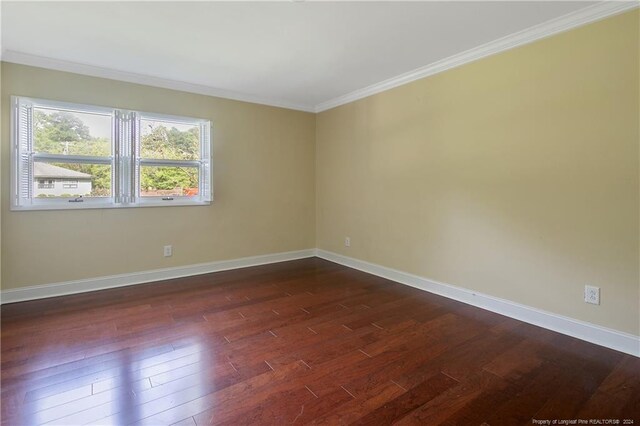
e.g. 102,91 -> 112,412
11,97 -> 212,210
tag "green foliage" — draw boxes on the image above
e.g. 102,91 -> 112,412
141,166 -> 197,191
139,122 -> 199,194
35,110 -> 91,145
34,111 -> 200,196
141,124 -> 199,161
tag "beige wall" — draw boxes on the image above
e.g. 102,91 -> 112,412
316,11 -> 640,335
1,63 -> 316,290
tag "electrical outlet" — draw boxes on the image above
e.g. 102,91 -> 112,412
163,245 -> 173,257
344,237 -> 351,247
584,285 -> 600,305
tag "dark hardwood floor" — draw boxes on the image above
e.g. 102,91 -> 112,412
1,257 -> 638,425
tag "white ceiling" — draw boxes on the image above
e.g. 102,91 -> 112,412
0,1 -> 610,112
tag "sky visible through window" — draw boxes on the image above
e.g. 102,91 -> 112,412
37,107 -> 112,139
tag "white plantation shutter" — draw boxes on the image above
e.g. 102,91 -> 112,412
114,110 -> 136,204
130,112 -> 139,203
14,98 -> 33,208
200,121 -> 212,202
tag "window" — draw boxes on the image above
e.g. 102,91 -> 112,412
138,117 -> 203,199
11,97 -> 212,210
38,179 -> 54,189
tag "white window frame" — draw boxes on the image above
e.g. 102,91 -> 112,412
134,111 -> 212,207
11,96 -> 212,211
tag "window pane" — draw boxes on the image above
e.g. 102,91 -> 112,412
140,166 -> 199,197
140,119 -> 200,161
33,161 -> 112,198
34,107 -> 112,156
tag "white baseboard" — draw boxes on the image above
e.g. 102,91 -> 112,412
0,249 -> 316,305
316,249 -> 640,357
2,247 -> 637,357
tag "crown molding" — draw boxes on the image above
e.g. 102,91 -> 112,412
1,2 -> 636,114
0,50 -> 316,113
314,1 -> 639,113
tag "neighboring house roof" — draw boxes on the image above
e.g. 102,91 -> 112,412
34,163 -> 92,179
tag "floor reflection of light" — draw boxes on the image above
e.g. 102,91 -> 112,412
115,351 -> 138,425
27,341 -> 210,425
111,341 -> 206,425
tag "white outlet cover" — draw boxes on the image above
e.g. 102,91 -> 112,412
584,285 -> 600,305
344,237 -> 351,247
164,245 -> 173,257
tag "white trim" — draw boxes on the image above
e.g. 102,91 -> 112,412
0,249 -> 316,305
0,51 -> 316,113
314,1 -> 639,112
316,249 -> 640,357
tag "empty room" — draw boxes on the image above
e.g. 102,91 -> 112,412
0,1 -> 638,425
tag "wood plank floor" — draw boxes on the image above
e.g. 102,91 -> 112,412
1,258 -> 638,425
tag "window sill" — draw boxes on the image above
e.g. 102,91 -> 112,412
10,200 -> 212,211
